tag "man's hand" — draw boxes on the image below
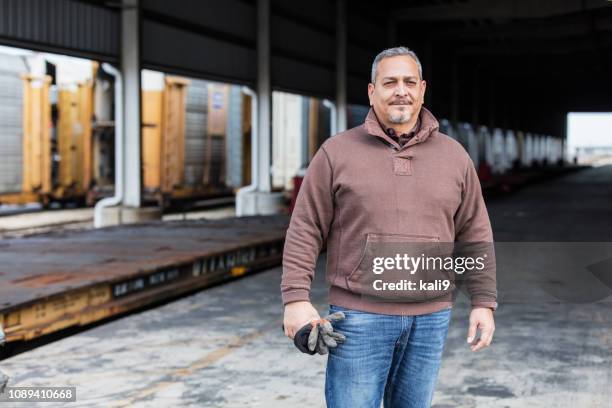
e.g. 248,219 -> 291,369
283,301 -> 321,339
467,307 -> 495,352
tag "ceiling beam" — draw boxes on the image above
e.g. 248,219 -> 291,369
393,0 -> 612,21
404,11 -> 612,41
452,32 -> 612,55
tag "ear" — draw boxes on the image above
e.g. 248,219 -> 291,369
367,83 -> 375,106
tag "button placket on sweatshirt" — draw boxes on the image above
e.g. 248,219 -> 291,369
392,154 -> 413,175
391,140 -> 417,176
365,107 -> 440,178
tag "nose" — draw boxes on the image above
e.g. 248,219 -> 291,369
394,82 -> 408,96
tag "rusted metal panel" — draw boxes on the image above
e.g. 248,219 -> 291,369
141,75 -> 242,204
142,90 -> 163,190
21,75 -> 52,196
204,84 -> 229,187
184,78 -> 208,187
2,284 -> 112,342
55,80 -> 94,198
57,88 -> 79,191
78,81 -> 94,193
162,76 -> 189,193
142,77 -> 190,196
0,192 -> 40,205
0,215 -> 289,343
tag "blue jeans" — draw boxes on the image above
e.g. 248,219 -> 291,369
325,304 -> 452,408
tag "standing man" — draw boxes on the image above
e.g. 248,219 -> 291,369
281,47 -> 497,407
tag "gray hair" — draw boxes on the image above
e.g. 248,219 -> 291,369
370,47 -> 423,84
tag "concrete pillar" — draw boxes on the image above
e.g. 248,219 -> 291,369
257,0 -> 271,194
122,0 -> 142,208
238,0 -> 283,216
336,0 -> 347,133
95,0 -> 160,226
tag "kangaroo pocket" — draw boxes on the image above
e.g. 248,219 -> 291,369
345,233 -> 456,303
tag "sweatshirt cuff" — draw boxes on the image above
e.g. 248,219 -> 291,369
281,288 -> 311,305
471,299 -> 498,312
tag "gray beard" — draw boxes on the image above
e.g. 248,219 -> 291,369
388,111 -> 411,124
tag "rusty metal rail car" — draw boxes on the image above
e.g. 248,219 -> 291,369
0,215 -> 289,344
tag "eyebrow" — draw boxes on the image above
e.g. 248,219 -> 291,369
381,76 -> 419,81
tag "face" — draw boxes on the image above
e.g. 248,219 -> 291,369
368,55 -> 426,125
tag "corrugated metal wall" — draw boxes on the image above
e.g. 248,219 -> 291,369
184,79 -> 244,189
205,85 -> 227,187
142,0 -> 256,84
141,0 -> 383,103
0,0 -> 381,104
184,78 -> 208,187
270,0 -> 335,98
0,0 -> 118,60
225,85 -> 243,188
0,53 -> 26,193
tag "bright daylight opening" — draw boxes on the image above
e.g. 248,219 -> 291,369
567,112 -> 612,166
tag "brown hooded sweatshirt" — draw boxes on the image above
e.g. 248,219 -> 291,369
281,107 -> 498,315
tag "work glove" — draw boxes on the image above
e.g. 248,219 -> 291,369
284,311 -> 346,355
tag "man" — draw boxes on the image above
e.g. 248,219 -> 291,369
281,47 -> 497,408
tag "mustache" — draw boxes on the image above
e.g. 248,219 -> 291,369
389,99 -> 413,105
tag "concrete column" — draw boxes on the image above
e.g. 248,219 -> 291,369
257,0 -> 271,193
336,0 -> 347,133
235,0 -> 283,215
96,0 -> 160,226
122,0 -> 141,208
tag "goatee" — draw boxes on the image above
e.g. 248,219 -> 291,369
388,111 -> 411,124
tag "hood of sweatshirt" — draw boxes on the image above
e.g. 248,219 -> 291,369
364,106 -> 440,152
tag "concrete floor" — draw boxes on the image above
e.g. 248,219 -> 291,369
0,208 -> 94,237
1,166 -> 611,407
0,206 -> 236,238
